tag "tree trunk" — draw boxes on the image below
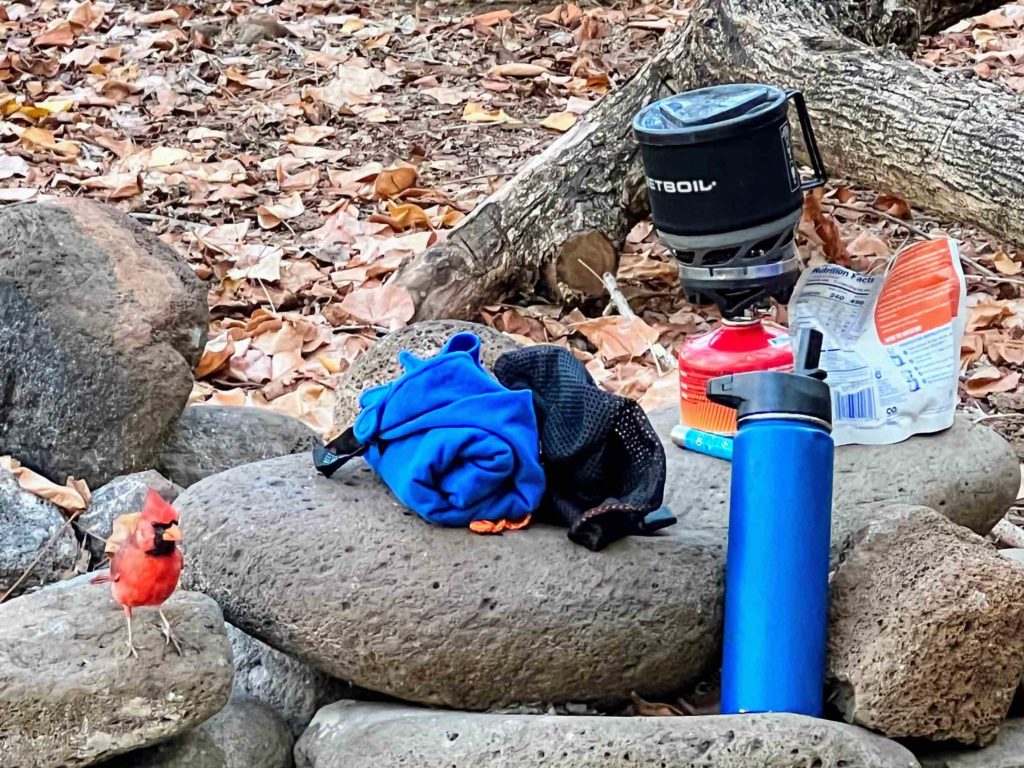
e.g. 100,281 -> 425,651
396,0 -> 1012,320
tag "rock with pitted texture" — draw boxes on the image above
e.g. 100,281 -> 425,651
295,701 -> 921,768
159,406 -> 321,488
178,454 -> 723,711
653,407 -> 1017,555
100,697 -> 293,768
0,472 -> 77,597
0,582 -> 233,768
827,506 -> 1024,746
227,623 -> 355,737
0,199 -> 208,487
332,320 -> 519,429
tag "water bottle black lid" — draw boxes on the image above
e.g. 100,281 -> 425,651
633,84 -> 789,147
706,371 -> 832,428
705,328 -> 833,428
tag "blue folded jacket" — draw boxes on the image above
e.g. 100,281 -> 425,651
350,333 -> 545,528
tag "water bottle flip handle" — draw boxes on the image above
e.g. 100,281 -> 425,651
785,89 -> 827,192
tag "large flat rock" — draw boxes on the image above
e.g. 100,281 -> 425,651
653,408 -> 1018,557
295,701 -> 921,768
179,455 -> 724,710
0,582 -> 233,768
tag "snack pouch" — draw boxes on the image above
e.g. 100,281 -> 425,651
789,239 -> 966,446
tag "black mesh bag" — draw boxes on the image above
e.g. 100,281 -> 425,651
493,345 -> 673,551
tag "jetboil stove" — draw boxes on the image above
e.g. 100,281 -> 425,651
633,83 -> 827,318
633,84 -> 829,434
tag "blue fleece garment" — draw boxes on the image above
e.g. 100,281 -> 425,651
353,333 -> 545,527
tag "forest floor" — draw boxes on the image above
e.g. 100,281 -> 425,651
4,0 -> 1024,470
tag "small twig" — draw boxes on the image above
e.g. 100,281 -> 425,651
129,211 -> 205,232
578,260 -> 676,370
972,412 -> 1024,424
440,172 -> 508,186
256,276 -> 278,313
0,510 -> 82,604
993,518 -> 1024,549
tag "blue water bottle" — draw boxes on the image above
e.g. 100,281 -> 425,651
706,330 -> 834,717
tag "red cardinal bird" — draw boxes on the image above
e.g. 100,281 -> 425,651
91,489 -> 183,658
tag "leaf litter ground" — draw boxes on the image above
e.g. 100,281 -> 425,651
5,0 -> 1024,476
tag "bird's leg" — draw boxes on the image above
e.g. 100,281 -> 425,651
123,606 -> 139,659
159,609 -> 183,656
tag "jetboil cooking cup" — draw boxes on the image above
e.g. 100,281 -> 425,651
633,83 -> 827,239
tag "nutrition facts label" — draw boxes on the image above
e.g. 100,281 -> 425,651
789,240 -> 965,446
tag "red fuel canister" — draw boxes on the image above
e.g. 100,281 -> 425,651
678,317 -> 794,435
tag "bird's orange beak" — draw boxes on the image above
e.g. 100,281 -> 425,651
163,523 -> 182,542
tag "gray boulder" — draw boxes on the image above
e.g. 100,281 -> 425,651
653,407 -> 1018,553
828,506 -> 1024,746
178,404 -> 1019,711
228,624 -> 354,737
77,470 -> 182,567
178,455 -> 723,710
0,582 -> 232,768
332,320 -> 519,429
295,701 -> 920,768
0,472 -> 77,597
160,406 -> 321,488
100,697 -> 293,768
0,199 -> 208,487
918,718 -> 1024,767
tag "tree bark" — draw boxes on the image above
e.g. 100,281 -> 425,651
396,0 -> 1013,320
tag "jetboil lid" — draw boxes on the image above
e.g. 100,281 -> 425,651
633,84 -> 789,147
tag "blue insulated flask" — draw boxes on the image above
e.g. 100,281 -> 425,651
706,330 -> 834,717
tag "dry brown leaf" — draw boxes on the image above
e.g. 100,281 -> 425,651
20,126 -> 80,160
462,102 -> 523,125
994,251 -> 1023,275
81,173 -> 143,199
631,691 -> 686,717
369,201 -> 432,231
965,366 -> 1020,397
34,21 -> 76,46
572,315 -> 659,362
874,194 -> 912,219
0,456 -> 90,513
467,9 -> 514,26
285,125 -> 336,145
68,0 -> 107,30
257,193 -> 305,229
137,9 -> 180,25
802,191 -> 849,266
279,166 -> 321,192
374,165 -> 418,199
967,302 -> 1008,332
976,9 -> 1015,28
105,512 -> 141,558
990,341 -> 1024,366
421,86 -> 464,105
847,231 -> 890,259
490,63 -> 548,78
339,281 -> 416,330
540,111 -> 577,132
196,332 -> 238,378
